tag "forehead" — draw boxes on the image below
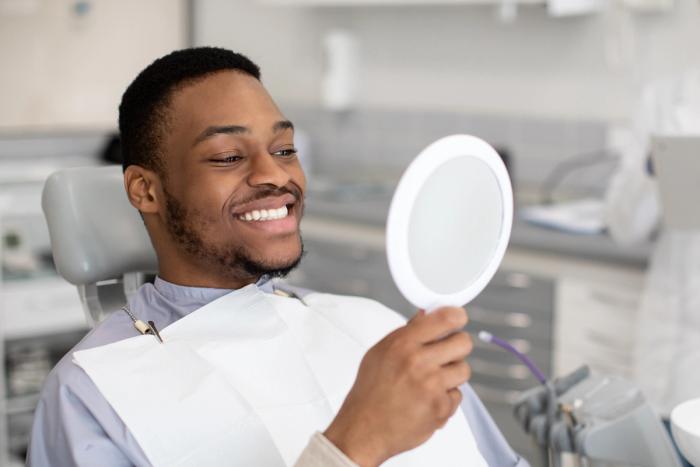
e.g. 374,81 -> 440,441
167,70 -> 283,135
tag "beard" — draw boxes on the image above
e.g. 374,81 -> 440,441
163,187 -> 304,280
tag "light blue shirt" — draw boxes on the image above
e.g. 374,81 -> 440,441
27,277 -> 528,467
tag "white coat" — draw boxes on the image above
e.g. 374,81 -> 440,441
604,70 -> 700,415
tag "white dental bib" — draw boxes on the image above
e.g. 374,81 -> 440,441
73,285 -> 487,467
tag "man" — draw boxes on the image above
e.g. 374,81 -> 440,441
28,47 -> 526,466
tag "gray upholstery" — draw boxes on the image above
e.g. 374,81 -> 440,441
42,165 -> 158,325
42,165 -> 157,285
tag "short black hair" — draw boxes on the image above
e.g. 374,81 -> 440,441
118,47 -> 261,174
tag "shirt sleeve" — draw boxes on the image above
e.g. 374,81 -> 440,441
294,432 -> 359,467
460,384 -> 531,467
27,383 -> 137,466
26,356 -> 151,467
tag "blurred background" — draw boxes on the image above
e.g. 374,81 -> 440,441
1,0 -> 698,465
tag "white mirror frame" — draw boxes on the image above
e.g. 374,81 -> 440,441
386,134 -> 513,310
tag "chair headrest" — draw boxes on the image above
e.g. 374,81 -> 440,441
42,165 -> 158,285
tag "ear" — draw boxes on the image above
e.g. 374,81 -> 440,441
124,165 -> 162,215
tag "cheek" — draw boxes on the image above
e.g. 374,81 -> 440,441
177,187 -> 230,230
291,162 -> 306,187
184,174 -> 236,210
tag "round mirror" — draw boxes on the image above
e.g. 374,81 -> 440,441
386,135 -> 513,310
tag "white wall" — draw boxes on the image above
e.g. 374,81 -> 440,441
195,0 -> 700,122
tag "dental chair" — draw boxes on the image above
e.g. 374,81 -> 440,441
41,165 -> 158,326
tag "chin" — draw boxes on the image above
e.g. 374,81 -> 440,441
236,238 -> 305,278
255,238 -> 302,262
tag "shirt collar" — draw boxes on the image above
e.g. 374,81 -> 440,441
153,275 -> 273,304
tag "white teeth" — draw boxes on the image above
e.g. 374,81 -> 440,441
238,205 -> 290,222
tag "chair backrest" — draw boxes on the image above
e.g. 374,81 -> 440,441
42,165 -> 158,325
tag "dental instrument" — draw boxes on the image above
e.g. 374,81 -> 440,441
120,305 -> 163,343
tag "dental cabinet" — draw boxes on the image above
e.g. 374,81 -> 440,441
294,207 -> 648,463
1,181 -> 88,465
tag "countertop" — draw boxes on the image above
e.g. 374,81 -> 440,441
303,188 -> 652,269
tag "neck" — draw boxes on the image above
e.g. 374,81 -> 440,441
157,270 -> 259,290
157,252 -> 260,290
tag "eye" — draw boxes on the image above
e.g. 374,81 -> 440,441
211,154 -> 243,164
272,147 -> 298,158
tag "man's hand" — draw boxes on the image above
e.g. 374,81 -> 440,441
323,307 -> 473,467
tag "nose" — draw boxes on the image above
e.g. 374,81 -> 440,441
247,150 -> 291,188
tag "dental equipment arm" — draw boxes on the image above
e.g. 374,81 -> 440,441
514,367 -> 683,467
480,331 -> 682,467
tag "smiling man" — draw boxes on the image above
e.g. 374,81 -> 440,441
27,48 -> 527,467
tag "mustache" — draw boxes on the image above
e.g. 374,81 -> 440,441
230,184 -> 304,208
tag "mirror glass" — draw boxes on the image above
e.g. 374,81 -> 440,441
386,134 -> 512,310
408,156 -> 503,294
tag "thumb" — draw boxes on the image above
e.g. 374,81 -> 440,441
408,309 -> 426,324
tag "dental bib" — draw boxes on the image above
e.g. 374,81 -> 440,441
73,285 -> 487,467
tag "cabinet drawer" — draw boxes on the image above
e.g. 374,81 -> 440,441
467,308 -> 552,344
554,277 -> 641,376
470,369 -> 543,394
475,271 -> 554,317
471,343 -> 551,374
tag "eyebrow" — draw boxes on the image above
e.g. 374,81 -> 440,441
272,120 -> 294,133
193,120 -> 294,146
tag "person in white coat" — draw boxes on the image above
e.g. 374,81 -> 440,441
604,69 -> 700,467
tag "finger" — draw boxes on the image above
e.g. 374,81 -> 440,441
408,309 -> 426,324
438,361 -> 471,389
437,388 -> 463,428
422,331 -> 473,366
447,387 -> 463,414
405,307 -> 468,344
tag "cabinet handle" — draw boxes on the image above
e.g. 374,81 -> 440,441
504,272 -> 533,289
468,306 -> 532,328
487,272 -> 535,291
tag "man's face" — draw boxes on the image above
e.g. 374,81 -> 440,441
157,70 -> 306,281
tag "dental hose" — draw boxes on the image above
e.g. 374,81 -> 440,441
478,330 -> 554,467
477,331 -> 547,384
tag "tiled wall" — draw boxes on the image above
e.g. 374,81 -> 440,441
286,106 -> 617,201
0,132 -> 107,184
0,132 -> 106,160
0,109 -> 618,202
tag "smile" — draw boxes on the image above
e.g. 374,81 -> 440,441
238,205 -> 289,222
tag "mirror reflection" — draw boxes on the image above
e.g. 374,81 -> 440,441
408,155 -> 503,295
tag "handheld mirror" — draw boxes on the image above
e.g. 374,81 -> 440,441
386,134 -> 513,311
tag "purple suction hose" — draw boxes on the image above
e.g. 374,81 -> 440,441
478,330 -> 547,385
